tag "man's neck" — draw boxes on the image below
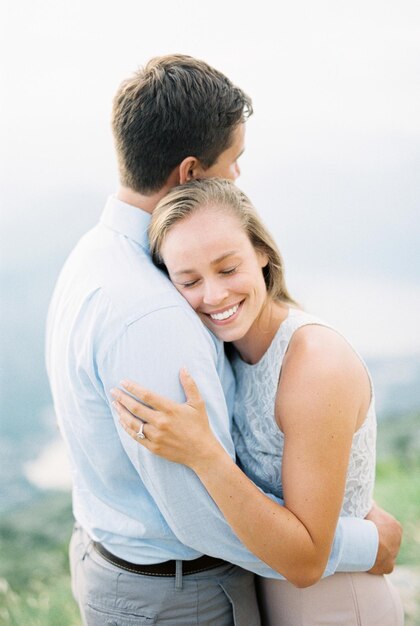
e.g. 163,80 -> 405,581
116,186 -> 164,214
117,171 -> 180,214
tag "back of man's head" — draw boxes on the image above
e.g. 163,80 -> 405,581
112,54 -> 252,194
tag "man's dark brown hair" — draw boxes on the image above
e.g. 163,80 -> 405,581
112,54 -> 252,194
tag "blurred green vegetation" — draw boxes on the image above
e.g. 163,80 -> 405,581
0,493 -> 81,626
1,413 -> 419,625
374,411 -> 420,567
375,459 -> 420,566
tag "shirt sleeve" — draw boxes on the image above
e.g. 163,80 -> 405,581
100,304 -> 378,578
327,517 -> 379,574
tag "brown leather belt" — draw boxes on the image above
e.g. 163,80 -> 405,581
93,542 -> 228,577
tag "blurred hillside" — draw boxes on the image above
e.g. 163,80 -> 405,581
0,411 -> 419,625
1,241 -> 420,625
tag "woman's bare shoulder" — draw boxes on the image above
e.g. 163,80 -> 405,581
285,323 -> 365,377
276,323 -> 370,431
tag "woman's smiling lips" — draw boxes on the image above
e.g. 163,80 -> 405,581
202,301 -> 244,325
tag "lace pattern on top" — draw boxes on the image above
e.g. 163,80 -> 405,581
231,308 -> 376,518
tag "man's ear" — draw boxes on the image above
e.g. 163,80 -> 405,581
178,156 -> 205,184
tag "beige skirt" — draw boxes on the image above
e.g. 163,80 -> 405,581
257,572 -> 404,626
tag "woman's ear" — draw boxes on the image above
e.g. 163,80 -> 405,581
257,250 -> 269,268
178,156 -> 205,184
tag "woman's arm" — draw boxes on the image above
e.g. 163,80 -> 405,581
112,326 -> 370,586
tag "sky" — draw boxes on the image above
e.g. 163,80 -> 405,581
1,0 -> 420,358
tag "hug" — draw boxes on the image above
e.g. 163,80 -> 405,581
46,54 -> 403,625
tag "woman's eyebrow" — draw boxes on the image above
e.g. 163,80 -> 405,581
210,251 -> 238,265
173,251 -> 239,276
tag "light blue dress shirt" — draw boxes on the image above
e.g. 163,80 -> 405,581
45,195 -> 379,577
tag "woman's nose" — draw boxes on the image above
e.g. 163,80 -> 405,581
203,280 -> 229,306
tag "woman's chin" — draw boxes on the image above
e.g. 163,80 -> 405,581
202,318 -> 243,343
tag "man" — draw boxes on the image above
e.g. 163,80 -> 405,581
46,55 -> 401,626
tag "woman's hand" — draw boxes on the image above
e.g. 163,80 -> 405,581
111,369 -> 223,469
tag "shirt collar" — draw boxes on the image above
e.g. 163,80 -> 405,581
100,195 -> 151,252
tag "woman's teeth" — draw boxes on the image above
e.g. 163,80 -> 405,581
210,304 -> 239,321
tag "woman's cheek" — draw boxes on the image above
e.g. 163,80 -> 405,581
173,283 -> 199,311
185,291 -> 201,312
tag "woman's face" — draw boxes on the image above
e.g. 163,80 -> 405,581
160,206 -> 269,343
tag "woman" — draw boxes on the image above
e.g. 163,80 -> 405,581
112,179 -> 403,625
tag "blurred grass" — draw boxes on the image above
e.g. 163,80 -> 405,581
1,413 -> 419,625
375,411 -> 420,567
0,493 -> 81,626
375,459 -> 420,566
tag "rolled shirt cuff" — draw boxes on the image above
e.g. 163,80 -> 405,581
324,517 -> 379,576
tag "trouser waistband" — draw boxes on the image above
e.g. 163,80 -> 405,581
93,541 -> 228,577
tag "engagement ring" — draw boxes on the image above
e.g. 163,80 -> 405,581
136,422 -> 146,440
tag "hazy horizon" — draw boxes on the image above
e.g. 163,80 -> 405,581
2,0 -> 420,360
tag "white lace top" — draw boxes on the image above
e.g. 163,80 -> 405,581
231,308 -> 376,518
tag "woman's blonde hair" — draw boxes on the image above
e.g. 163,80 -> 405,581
149,178 -> 296,305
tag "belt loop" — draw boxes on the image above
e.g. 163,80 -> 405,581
175,560 -> 183,590
82,539 -> 93,561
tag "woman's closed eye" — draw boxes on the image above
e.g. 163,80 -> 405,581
220,265 -> 238,276
179,278 -> 200,289
177,265 -> 238,289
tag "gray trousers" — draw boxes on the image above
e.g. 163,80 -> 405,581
70,525 -> 261,626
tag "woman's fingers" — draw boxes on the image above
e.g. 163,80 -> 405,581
119,380 -> 176,413
179,368 -> 204,407
114,400 -> 148,439
115,400 -> 183,463
110,387 -> 160,422
114,400 -> 155,444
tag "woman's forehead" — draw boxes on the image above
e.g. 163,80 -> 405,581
161,208 -> 250,265
165,205 -> 235,237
